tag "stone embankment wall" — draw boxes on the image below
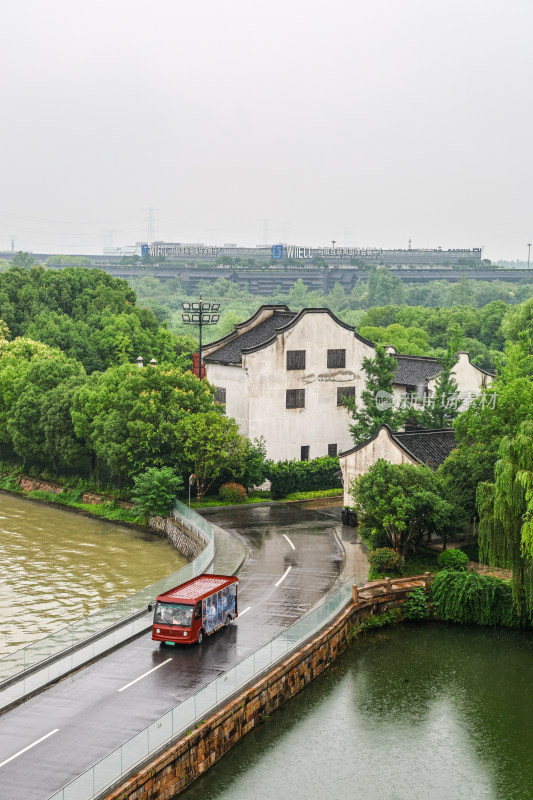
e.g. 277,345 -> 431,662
104,576 -> 430,800
149,515 -> 206,561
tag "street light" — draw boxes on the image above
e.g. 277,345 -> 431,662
181,296 -> 221,379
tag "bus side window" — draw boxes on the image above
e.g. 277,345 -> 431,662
194,603 -> 202,620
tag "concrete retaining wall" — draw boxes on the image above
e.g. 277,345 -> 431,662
103,577 -> 429,800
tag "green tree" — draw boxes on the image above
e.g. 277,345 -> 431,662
11,252 -> 37,270
347,345 -> 407,446
351,459 -> 459,557
71,363 -> 216,481
423,326 -> 464,428
132,467 -> 184,519
177,412 -> 247,500
478,421 -> 533,619
367,267 -> 406,306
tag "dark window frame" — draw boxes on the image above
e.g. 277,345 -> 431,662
327,349 -> 346,369
328,443 -> 338,457
286,350 -> 306,370
214,387 -> 226,405
286,389 -> 305,409
337,386 -> 355,406
301,445 -> 310,461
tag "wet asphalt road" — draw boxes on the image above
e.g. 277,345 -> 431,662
0,504 -> 343,800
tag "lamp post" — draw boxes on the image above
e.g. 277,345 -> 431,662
181,297 -> 221,379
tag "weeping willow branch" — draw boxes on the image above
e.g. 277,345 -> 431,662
477,421 -> 533,619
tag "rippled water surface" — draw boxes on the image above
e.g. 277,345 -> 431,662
181,624 -> 533,800
0,492 -> 186,654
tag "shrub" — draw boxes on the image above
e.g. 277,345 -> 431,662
402,588 -> 430,621
368,548 -> 405,574
131,467 -> 183,519
218,482 -> 247,504
438,549 -> 469,571
430,570 -> 519,627
264,456 -> 341,500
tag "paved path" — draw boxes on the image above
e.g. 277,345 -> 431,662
0,503 -> 344,800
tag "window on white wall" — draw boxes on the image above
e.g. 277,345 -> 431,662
327,349 -> 346,368
337,386 -> 355,406
287,350 -> 306,370
214,387 -> 226,405
286,389 -> 305,409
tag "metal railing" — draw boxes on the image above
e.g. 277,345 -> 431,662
0,501 -> 214,708
48,573 -> 356,800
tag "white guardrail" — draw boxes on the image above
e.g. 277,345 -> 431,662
0,501 -> 215,710
48,573 -> 356,800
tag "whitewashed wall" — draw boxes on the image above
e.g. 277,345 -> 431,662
339,427 -> 417,506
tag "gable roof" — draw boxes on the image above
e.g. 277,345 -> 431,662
339,424 -> 456,470
204,307 -> 297,365
204,306 -> 373,366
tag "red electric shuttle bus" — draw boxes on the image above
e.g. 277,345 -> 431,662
151,574 -> 238,645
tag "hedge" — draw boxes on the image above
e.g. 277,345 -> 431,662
264,456 -> 341,500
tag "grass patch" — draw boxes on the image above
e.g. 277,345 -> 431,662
189,491 -> 272,508
368,546 -> 439,580
0,473 -> 144,525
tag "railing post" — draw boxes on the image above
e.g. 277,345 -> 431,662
384,577 -> 392,593
424,571 -> 432,589
352,584 -> 359,604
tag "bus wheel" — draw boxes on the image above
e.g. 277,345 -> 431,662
225,614 -> 232,627
197,629 -> 204,645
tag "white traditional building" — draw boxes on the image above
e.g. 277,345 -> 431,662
338,425 -> 457,506
203,305 -> 493,463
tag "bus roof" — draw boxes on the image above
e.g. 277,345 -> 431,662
156,574 -> 237,604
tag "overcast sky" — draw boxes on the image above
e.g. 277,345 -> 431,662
1,0 -> 531,260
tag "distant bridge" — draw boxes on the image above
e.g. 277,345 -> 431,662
96,265 -> 533,294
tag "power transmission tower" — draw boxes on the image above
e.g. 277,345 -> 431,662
103,229 -> 117,249
143,208 -> 159,244
10,236 -> 15,253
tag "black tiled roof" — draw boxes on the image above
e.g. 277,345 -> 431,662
393,354 -> 442,386
204,310 -> 297,365
339,424 -> 456,470
390,428 -> 457,469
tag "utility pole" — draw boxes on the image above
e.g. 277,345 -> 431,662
10,236 -> 15,253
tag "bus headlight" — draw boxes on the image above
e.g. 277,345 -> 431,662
156,628 -> 160,634
183,632 -> 187,637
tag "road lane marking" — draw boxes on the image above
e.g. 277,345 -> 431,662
275,566 -> 292,587
118,658 -> 172,692
0,729 -> 59,769
239,606 -> 251,616
282,534 -> 296,550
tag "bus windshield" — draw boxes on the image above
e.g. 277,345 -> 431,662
154,602 -> 194,627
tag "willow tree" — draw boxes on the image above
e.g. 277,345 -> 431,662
477,420 -> 533,619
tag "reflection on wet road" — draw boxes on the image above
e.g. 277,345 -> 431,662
0,503 -> 344,800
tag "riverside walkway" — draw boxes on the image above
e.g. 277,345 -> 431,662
0,503 -> 364,800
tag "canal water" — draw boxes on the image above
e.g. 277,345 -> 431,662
180,623 -> 533,800
0,492 -> 186,655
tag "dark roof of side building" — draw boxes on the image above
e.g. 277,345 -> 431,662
339,424 -> 456,470
392,354 -> 442,385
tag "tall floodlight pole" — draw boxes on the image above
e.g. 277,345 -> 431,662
181,297 -> 221,379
